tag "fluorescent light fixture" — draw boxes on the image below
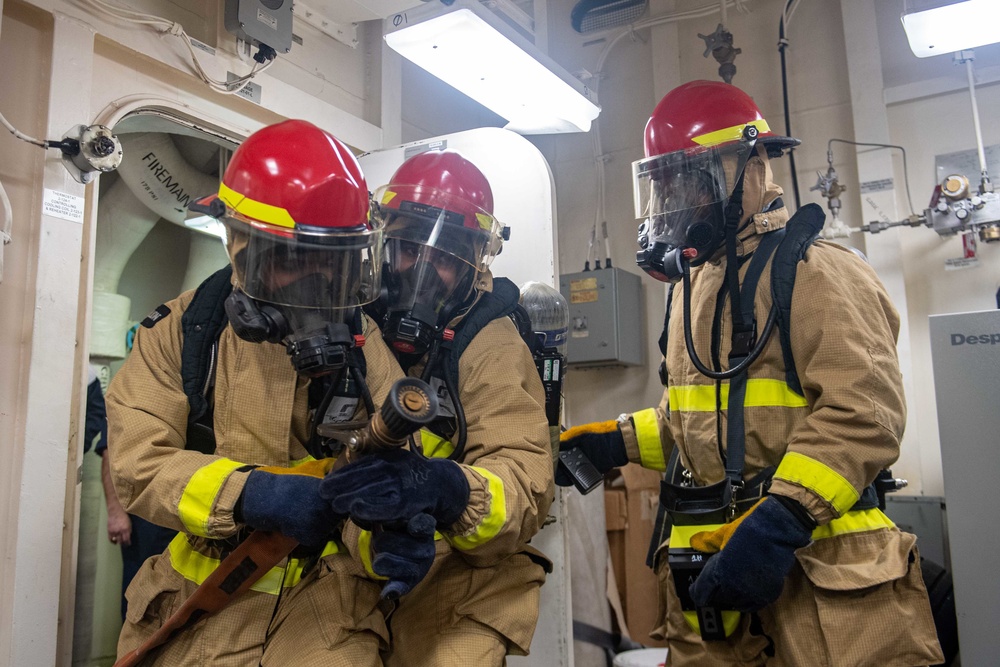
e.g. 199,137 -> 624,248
384,1 -> 600,134
184,214 -> 228,240
901,0 -> 1000,57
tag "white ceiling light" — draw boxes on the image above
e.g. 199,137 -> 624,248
901,0 -> 1000,57
384,0 -> 600,134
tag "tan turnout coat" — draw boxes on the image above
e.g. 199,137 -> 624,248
107,287 -> 404,666
618,153 -> 944,666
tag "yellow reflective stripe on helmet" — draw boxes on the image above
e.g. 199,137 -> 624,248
448,466 -> 506,551
420,428 -> 455,459
475,212 -> 494,231
168,533 -> 339,594
691,118 -> 771,148
775,451 -> 860,516
358,530 -> 389,581
178,459 -> 246,537
669,379 -> 808,413
219,182 -> 296,229
380,189 -> 397,205
811,507 -> 896,541
633,408 -> 666,472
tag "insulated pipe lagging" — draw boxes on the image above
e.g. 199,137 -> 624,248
92,132 -> 221,359
93,177 -> 161,295
90,177 -> 160,359
181,232 -> 229,294
116,132 -> 219,224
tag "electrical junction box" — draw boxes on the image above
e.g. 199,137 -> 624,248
559,267 -> 643,367
225,0 -> 293,54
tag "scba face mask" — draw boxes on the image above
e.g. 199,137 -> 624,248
633,140 -> 754,282
381,237 -> 477,356
224,228 -> 383,377
225,287 -> 357,378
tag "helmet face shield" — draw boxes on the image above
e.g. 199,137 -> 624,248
632,141 -> 755,281
633,141 -> 753,237
372,176 -> 502,355
384,238 -> 476,321
373,184 -> 503,273
224,212 -> 384,312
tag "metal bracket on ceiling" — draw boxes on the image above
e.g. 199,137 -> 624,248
293,2 -> 359,49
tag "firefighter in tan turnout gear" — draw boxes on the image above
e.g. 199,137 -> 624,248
557,81 -> 944,665
106,120 -> 411,665
321,149 -> 554,666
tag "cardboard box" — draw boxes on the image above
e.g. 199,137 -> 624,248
605,465 -> 668,647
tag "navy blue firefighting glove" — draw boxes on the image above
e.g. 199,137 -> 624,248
372,513 -> 438,600
689,495 -> 815,613
555,420 -> 629,486
236,461 -> 344,548
319,447 -> 470,529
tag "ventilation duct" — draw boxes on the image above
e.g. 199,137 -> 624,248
571,0 -> 648,33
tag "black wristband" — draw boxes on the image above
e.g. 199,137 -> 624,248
771,493 -> 818,531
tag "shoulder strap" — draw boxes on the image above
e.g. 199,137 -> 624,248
724,229 -> 785,484
770,203 -> 825,396
442,277 -> 521,390
655,285 -> 675,386
181,265 -> 233,425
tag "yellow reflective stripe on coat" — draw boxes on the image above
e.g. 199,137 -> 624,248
811,507 -> 896,541
633,408 -> 666,472
447,466 -> 506,551
420,428 -> 455,459
358,527 -> 444,580
691,118 -> 771,147
168,533 -> 339,594
357,530 -> 389,581
668,522 -> 727,550
289,454 -> 317,467
668,379 -> 808,413
775,451 -> 860,516
178,459 -> 245,537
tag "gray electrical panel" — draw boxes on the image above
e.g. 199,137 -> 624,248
929,309 -> 1000,667
559,267 -> 643,367
225,0 -> 293,54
